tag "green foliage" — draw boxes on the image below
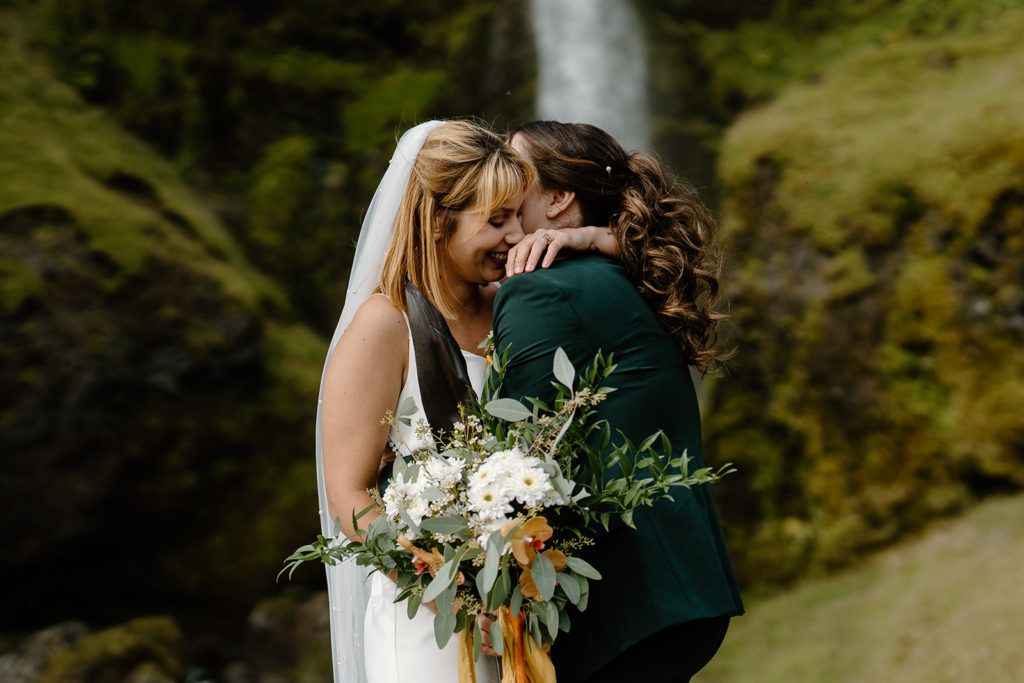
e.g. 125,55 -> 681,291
707,2 -> 1024,587
32,0 -> 531,332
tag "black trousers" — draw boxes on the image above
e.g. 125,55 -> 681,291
581,616 -> 731,683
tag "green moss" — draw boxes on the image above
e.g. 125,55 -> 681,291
720,9 -> 1024,250
825,247 -> 876,302
40,616 -> 183,683
709,1 -> 1024,588
0,11 -> 282,310
0,257 -> 44,313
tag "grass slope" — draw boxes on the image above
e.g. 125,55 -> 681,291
697,494 -> 1024,682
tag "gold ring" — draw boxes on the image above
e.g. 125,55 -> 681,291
542,233 -> 553,244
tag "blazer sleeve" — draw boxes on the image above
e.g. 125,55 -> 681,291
492,271 -> 595,407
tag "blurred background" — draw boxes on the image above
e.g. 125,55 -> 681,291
1,0 -> 1022,680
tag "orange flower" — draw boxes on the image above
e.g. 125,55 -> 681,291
500,517 -> 553,567
518,550 -> 568,601
397,535 -> 465,585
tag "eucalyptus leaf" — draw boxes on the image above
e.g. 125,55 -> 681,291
420,486 -> 445,502
489,619 -> 504,656
552,347 -> 575,389
397,395 -> 418,419
475,564 -> 490,602
434,608 -> 457,649
510,585 -> 523,617
566,557 -> 602,580
422,559 -> 458,603
438,581 -> 459,617
528,613 -> 542,648
531,552 -> 557,601
420,516 -> 468,534
406,592 -> 422,619
536,599 -> 559,639
484,398 -> 533,422
558,571 -> 581,604
489,564 -> 512,611
481,540 -> 500,594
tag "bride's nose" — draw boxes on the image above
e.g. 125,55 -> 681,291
505,213 -> 525,244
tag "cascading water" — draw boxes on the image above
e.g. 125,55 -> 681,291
529,1 -> 712,402
530,0 -> 649,151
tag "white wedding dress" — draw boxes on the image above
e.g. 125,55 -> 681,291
362,316 -> 501,682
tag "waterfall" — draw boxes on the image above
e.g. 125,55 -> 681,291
530,0 -> 649,151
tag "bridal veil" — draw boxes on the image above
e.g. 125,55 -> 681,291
314,120 -> 444,683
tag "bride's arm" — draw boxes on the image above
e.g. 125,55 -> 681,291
505,226 -> 617,277
321,295 -> 407,540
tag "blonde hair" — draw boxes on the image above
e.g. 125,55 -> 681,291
376,121 -> 535,318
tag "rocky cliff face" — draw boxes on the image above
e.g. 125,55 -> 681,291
0,14 -> 325,628
706,8 -> 1024,584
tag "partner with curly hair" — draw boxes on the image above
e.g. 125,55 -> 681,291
506,120 -> 729,373
493,120 -> 743,683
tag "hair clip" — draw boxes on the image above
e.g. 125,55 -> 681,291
605,165 -> 612,175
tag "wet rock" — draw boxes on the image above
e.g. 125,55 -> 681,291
0,622 -> 88,683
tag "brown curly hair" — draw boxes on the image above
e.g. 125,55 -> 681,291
512,121 -> 729,373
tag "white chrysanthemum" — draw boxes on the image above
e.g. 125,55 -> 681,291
467,479 -> 514,521
486,448 -> 520,472
382,469 -> 431,527
406,497 -> 431,526
471,463 -> 498,488
424,455 -> 464,489
511,466 -> 553,507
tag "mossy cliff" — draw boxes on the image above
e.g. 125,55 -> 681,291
0,11 -> 326,626
705,4 -> 1024,585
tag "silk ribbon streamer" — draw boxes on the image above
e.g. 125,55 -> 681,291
487,607 -> 557,683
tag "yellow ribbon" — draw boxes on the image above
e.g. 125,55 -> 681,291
458,624 -> 477,683
495,606 -> 557,683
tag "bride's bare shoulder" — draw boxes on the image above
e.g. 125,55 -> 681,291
326,295 -> 408,383
335,295 -> 408,356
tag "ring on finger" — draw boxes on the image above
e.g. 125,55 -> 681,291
542,233 -> 553,244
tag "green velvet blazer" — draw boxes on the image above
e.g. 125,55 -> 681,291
492,254 -> 744,682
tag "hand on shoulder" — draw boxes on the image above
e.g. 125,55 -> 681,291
505,226 -> 618,277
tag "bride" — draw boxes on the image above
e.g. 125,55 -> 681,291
314,120 -> 529,682
315,120 -> 610,682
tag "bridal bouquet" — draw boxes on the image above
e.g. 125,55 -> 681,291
284,349 -> 732,682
